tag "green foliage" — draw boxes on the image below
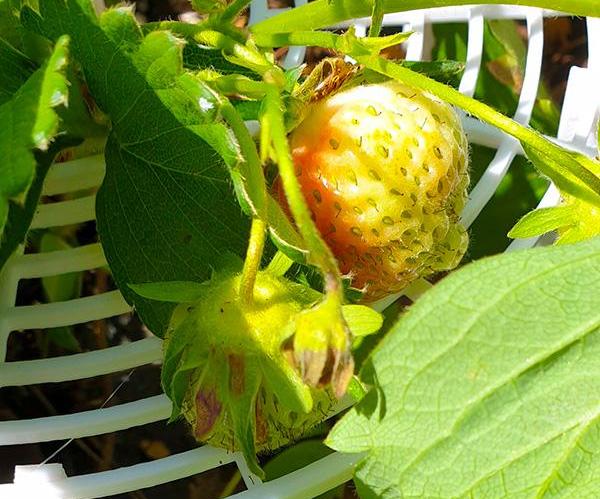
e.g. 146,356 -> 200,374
509,160 -> 600,246
143,21 -> 257,77
341,305 -> 383,338
328,237 -> 600,497
129,281 -> 209,303
156,266 -> 333,478
264,439 -> 333,480
0,35 -> 74,268
509,206 -> 576,239
23,0 -> 253,336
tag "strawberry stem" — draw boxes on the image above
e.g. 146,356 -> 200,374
220,100 -> 268,218
369,0 -> 384,38
215,0 -> 252,24
220,101 -> 269,304
262,82 -> 344,297
240,217 -> 267,305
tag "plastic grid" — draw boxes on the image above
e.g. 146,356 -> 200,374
0,3 -> 599,498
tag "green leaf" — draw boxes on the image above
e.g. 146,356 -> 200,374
129,281 -> 209,303
364,60 -> 465,88
522,143 -> 600,208
232,99 -> 260,120
143,21 -> 256,77
0,35 -> 74,270
45,326 -> 80,352
266,250 -> 294,277
342,305 -> 383,338
0,38 -> 36,105
23,1 -> 251,336
508,205 -> 576,239
227,358 -> 263,478
327,237 -> 600,498
161,318 -> 195,396
346,376 -> 367,402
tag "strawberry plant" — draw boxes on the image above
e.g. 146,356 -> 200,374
1,0 -> 600,495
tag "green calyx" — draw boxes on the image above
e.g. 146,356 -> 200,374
130,259 -> 382,477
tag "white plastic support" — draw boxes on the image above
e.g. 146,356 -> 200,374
3,448 -> 238,499
458,7 -> 485,97
404,13 -> 426,61
31,195 -> 97,229
1,3 -> 596,498
231,452 -> 362,499
0,338 -> 161,387
461,9 -> 544,228
0,395 -> 170,445
9,464 -> 69,499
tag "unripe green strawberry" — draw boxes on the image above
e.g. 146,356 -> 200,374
160,265 -> 336,478
288,80 -> 470,300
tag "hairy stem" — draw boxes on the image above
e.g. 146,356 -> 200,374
221,101 -> 270,304
262,83 -> 343,295
220,100 -> 267,217
218,0 -> 252,23
196,30 -> 276,78
240,217 -> 267,305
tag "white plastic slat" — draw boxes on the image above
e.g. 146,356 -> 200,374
458,7 -> 484,97
463,116 -> 597,157
249,0 -> 308,69
587,18 -> 600,74
336,5 -> 564,28
42,156 -> 105,196
2,290 -> 131,331
31,195 -> 96,229
11,243 -> 106,279
461,10 -> 544,228
404,13 -> 425,61
0,337 -> 162,387
558,67 -> 600,147
1,448 -> 237,499
0,395 -> 170,445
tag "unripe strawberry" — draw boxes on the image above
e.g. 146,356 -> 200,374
161,266 -> 337,478
288,80 -> 469,300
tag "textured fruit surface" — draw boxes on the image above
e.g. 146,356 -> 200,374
289,80 -> 470,300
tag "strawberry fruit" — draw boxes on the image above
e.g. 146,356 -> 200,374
288,80 -> 470,300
